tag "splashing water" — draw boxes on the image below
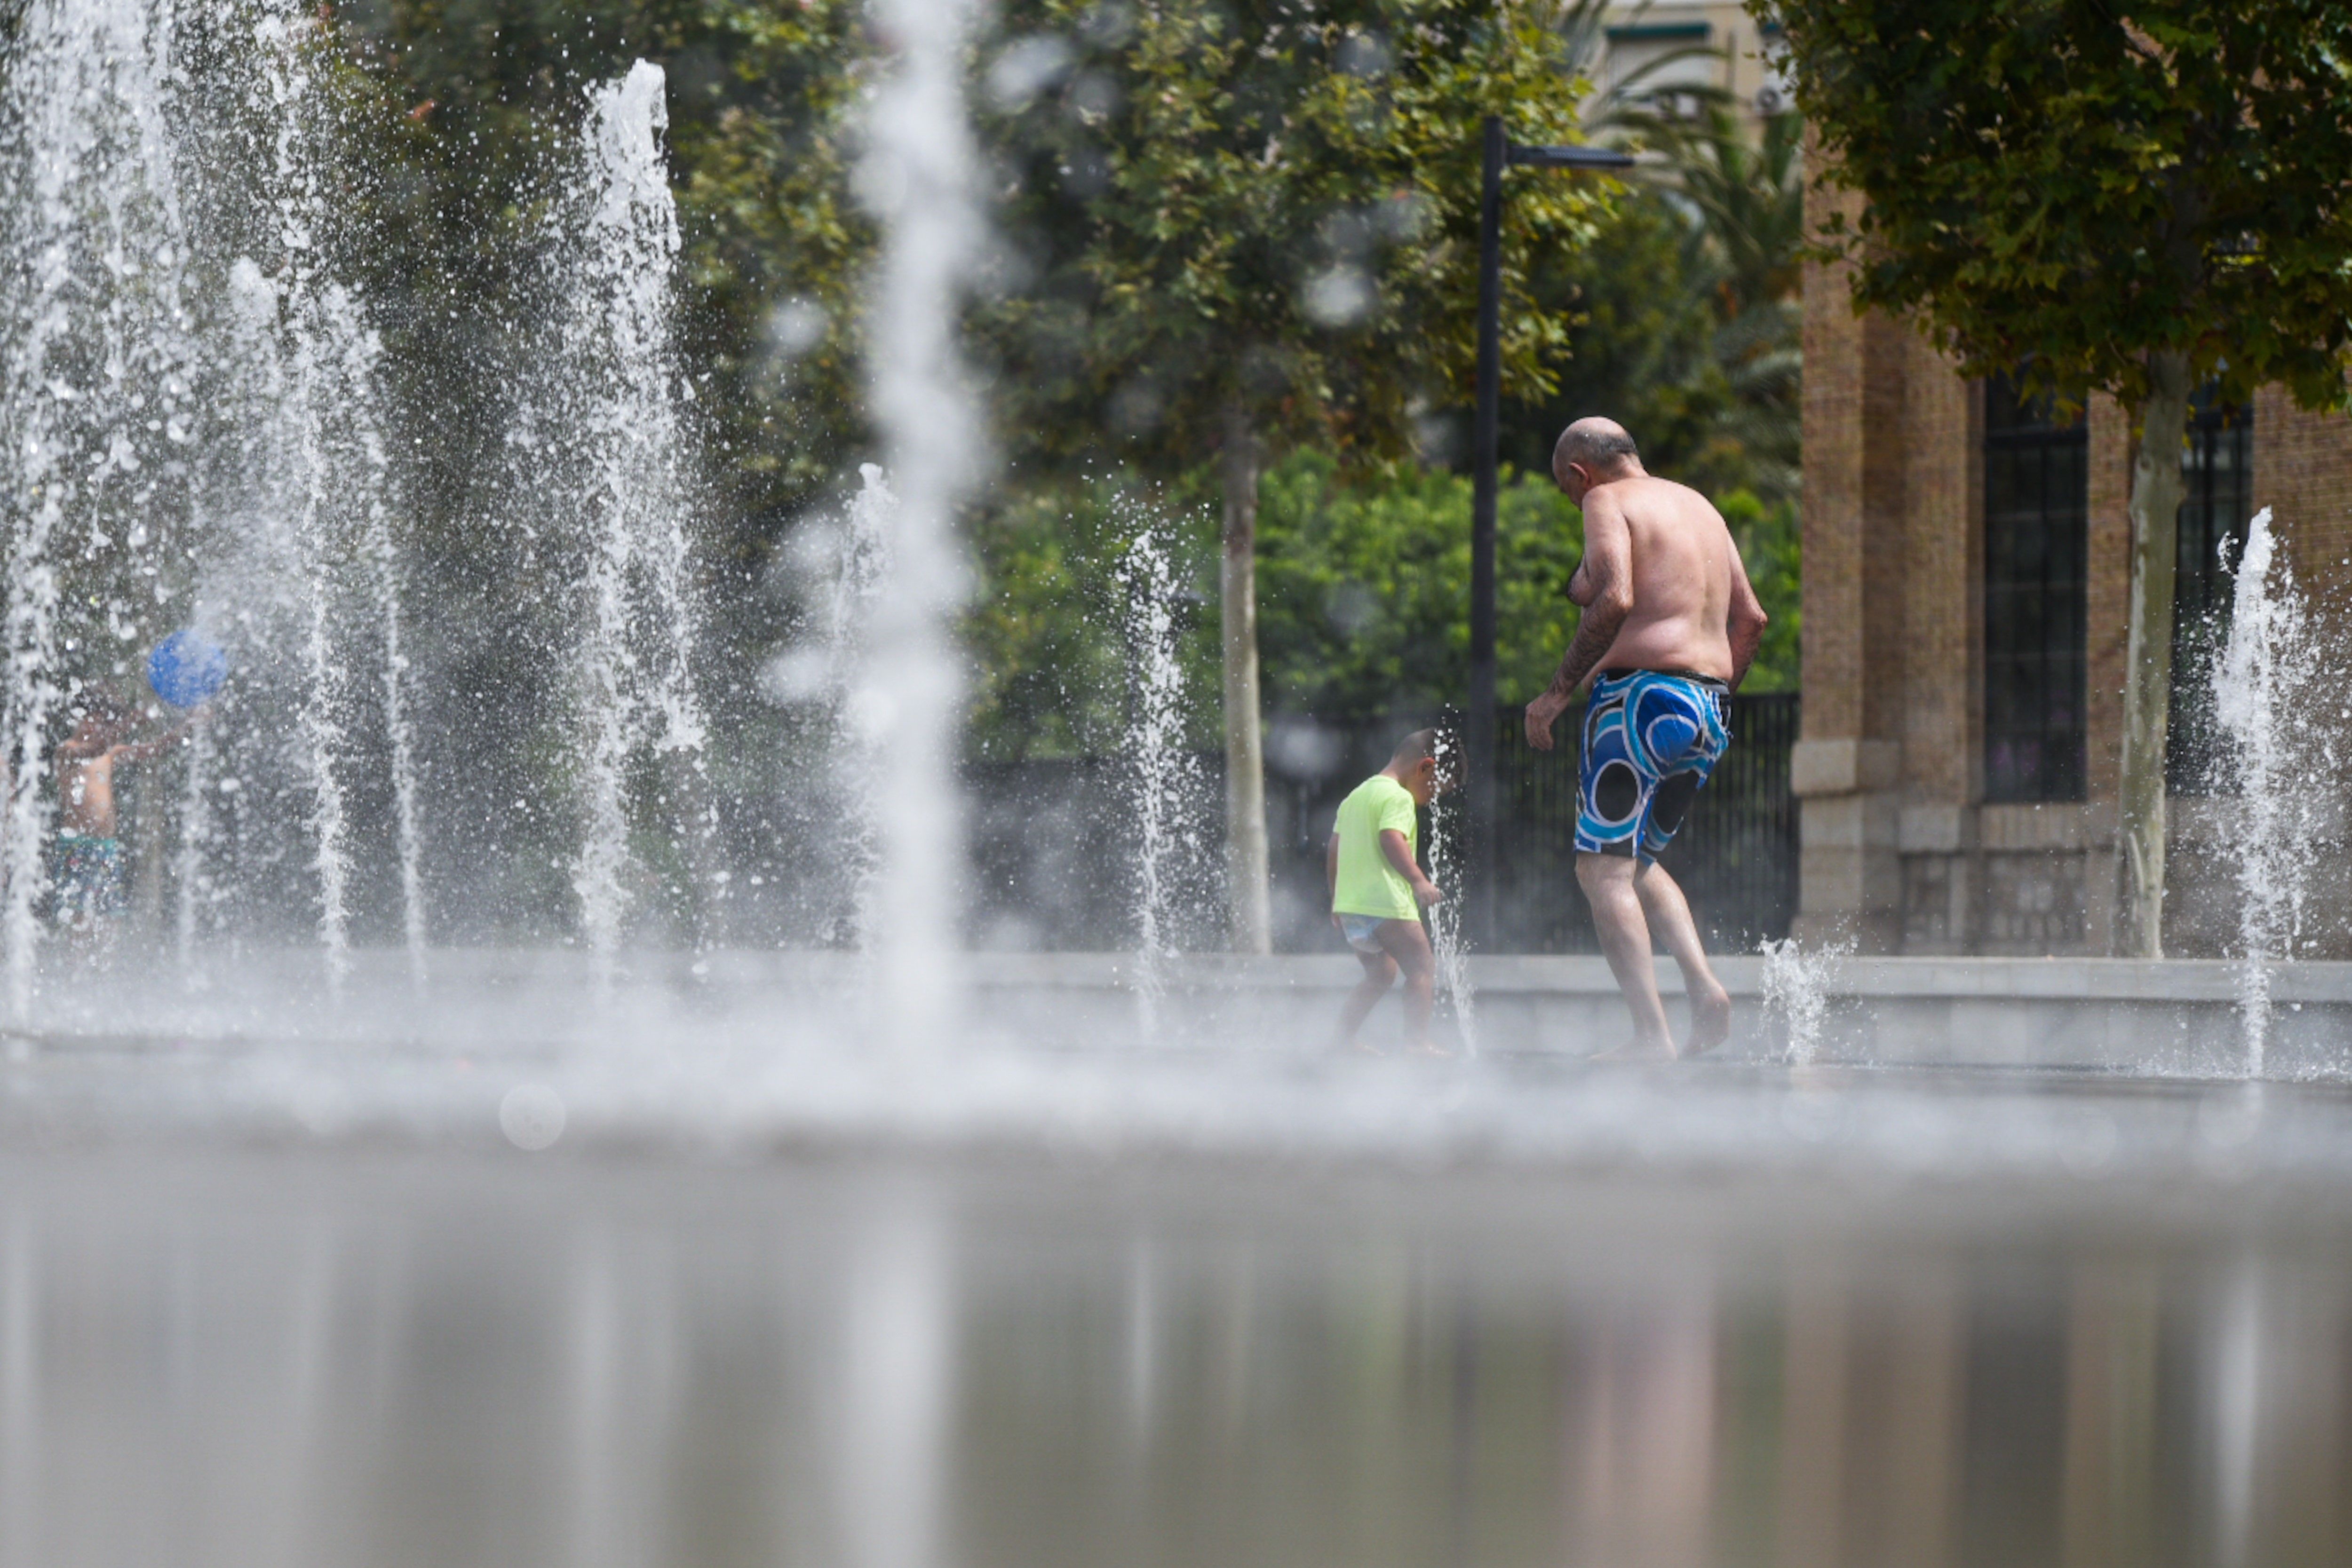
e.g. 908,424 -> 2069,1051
0,0 -> 193,1014
256,12 -> 355,986
1424,729 -> 1477,1055
537,61 -> 711,979
202,13 -> 431,990
0,15 -> 744,994
1760,935 -> 1846,1065
1114,519 -> 1206,1035
2212,508 -> 2336,1077
855,0 -> 988,1047
0,0 -> 430,1003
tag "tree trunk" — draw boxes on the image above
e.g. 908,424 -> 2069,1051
1219,402 -> 1271,954
2114,349 -> 2193,958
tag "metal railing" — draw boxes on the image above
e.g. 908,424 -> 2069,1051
967,694 -> 1800,953
1486,693 -> 1800,952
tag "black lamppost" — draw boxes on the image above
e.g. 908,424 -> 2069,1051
1467,115 -> 1633,949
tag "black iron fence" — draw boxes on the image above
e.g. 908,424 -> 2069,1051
967,693 -> 1800,954
1493,692 -> 1799,951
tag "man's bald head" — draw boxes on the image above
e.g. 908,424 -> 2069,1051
1552,417 -> 1643,491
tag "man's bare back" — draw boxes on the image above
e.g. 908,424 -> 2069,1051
1565,474 -> 1740,682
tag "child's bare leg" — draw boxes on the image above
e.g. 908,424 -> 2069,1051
1577,853 -> 1675,1057
1375,919 -> 1438,1054
1633,860 -> 1731,1055
1335,949 -> 1397,1052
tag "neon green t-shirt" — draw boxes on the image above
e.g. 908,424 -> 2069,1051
1331,774 -> 1422,921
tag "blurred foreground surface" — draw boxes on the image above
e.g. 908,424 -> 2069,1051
4,1061 -> 2352,1568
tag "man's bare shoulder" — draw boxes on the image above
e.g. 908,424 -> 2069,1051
1593,475 -> 1726,530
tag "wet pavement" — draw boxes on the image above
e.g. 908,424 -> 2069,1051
3,1060 -> 2352,1568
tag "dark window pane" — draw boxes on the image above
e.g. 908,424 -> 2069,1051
1982,372 -> 2088,803
2169,388 -> 2255,793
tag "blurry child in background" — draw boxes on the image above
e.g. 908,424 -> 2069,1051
51,689 -> 191,937
1327,728 -> 1449,1055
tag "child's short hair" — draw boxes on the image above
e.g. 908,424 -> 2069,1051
1390,727 -> 1463,791
1389,728 -> 1438,766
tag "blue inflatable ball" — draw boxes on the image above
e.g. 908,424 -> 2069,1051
147,629 -> 228,709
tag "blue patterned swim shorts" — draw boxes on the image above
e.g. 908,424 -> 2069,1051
1574,669 -> 1731,862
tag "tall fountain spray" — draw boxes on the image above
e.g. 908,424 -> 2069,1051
206,11 -> 431,987
0,0 -> 194,1014
855,0 -> 988,1046
537,61 -> 712,977
1115,521 -> 1205,1035
0,0 -> 431,999
1424,729 -> 1477,1054
2212,507 -> 2336,1075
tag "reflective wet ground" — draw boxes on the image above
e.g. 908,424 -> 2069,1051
5,1062 -> 2352,1568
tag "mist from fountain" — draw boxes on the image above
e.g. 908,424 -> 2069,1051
198,9 -> 441,990
0,2 -> 746,1009
854,0 -> 989,1047
770,462 -> 898,951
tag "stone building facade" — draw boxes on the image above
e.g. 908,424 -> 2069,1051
1794,183 -> 2352,957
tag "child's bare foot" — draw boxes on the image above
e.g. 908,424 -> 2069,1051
1349,1036 -> 1388,1057
1408,1039 -> 1452,1059
1684,985 -> 1732,1057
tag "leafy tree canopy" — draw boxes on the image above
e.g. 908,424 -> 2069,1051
961,454 -> 1800,759
1501,106 -> 1803,510
1769,0 -> 2352,412
352,0 -> 873,529
975,0 -> 1606,475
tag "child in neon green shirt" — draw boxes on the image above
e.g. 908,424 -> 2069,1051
1326,728 -> 1446,1054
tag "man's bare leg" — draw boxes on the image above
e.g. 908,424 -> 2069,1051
1576,852 -> 1675,1057
1374,919 -> 1440,1054
1633,860 -> 1732,1054
1335,949 -> 1398,1053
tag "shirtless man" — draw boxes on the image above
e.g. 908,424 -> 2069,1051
1524,418 -> 1769,1059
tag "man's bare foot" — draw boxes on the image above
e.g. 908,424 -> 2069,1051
1591,1038 -> 1676,1063
1408,1040 -> 1452,1059
1684,985 -> 1732,1056
1349,1037 -> 1388,1057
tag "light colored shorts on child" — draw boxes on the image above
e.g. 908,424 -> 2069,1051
1338,913 -> 1389,955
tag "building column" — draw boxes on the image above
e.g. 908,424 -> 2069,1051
1893,342 -> 1982,952
1791,174 -> 1905,950
2247,384 -> 2352,958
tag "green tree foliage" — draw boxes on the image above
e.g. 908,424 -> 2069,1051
977,0 -> 1603,471
957,453 -> 1801,761
973,0 -> 1604,947
1256,453 -> 1584,719
962,478 -> 1218,762
1256,453 -> 1799,712
351,0 -> 871,536
1770,0 -> 2352,955
1502,107 -> 1804,511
